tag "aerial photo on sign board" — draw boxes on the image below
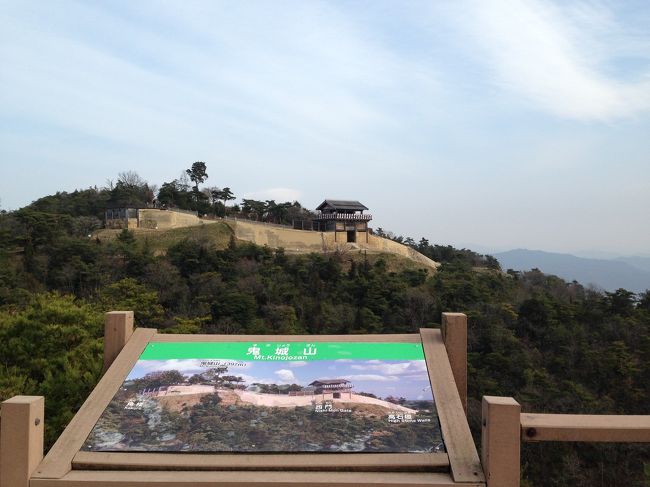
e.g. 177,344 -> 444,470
84,341 -> 444,453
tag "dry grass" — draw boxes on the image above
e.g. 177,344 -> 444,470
93,222 -> 234,254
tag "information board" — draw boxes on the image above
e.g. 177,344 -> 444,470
83,341 -> 444,453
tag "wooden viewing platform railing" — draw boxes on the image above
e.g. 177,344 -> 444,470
313,212 -> 373,221
1,311 -> 649,487
482,397 -> 650,486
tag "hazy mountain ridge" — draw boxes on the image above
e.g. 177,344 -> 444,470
615,256 -> 650,274
495,249 -> 650,293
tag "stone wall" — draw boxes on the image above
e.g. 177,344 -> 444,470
230,220 -> 336,252
227,220 -> 439,271
365,235 -> 440,270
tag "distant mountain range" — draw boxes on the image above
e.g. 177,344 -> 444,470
493,249 -> 650,293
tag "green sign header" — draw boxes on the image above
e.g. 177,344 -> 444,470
139,341 -> 425,361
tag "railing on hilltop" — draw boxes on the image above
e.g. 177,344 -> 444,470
220,216 -> 343,233
156,207 -> 199,216
221,215 -> 299,230
313,212 -> 372,221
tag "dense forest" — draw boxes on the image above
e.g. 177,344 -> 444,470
1,170 -> 649,486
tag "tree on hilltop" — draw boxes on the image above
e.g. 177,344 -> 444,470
265,200 -> 291,224
207,187 -> 236,217
133,370 -> 185,390
220,187 -> 235,207
117,171 -> 146,188
186,162 -> 208,193
108,171 -> 154,207
241,199 -> 267,221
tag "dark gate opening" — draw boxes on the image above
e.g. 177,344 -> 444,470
346,231 -> 356,243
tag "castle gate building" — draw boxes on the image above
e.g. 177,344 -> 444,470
314,200 -> 372,243
309,379 -> 354,400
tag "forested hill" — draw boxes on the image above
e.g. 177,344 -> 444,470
1,185 -> 649,486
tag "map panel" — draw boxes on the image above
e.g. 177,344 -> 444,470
84,341 -> 445,453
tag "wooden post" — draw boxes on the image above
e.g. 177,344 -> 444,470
103,311 -> 134,373
482,396 -> 521,487
0,396 -> 44,487
441,312 -> 467,414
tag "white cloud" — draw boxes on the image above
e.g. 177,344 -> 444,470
275,369 -> 297,383
401,373 -> 430,381
342,374 -> 399,382
462,0 -> 650,120
350,361 -> 428,376
242,188 -> 303,203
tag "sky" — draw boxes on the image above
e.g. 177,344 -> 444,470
1,0 -> 649,255
127,358 -> 433,400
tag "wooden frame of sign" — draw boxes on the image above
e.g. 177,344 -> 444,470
29,324 -> 485,487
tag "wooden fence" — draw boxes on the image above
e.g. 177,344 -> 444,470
481,397 -> 650,486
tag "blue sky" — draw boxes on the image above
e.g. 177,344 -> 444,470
127,358 -> 433,400
1,1 -> 649,255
